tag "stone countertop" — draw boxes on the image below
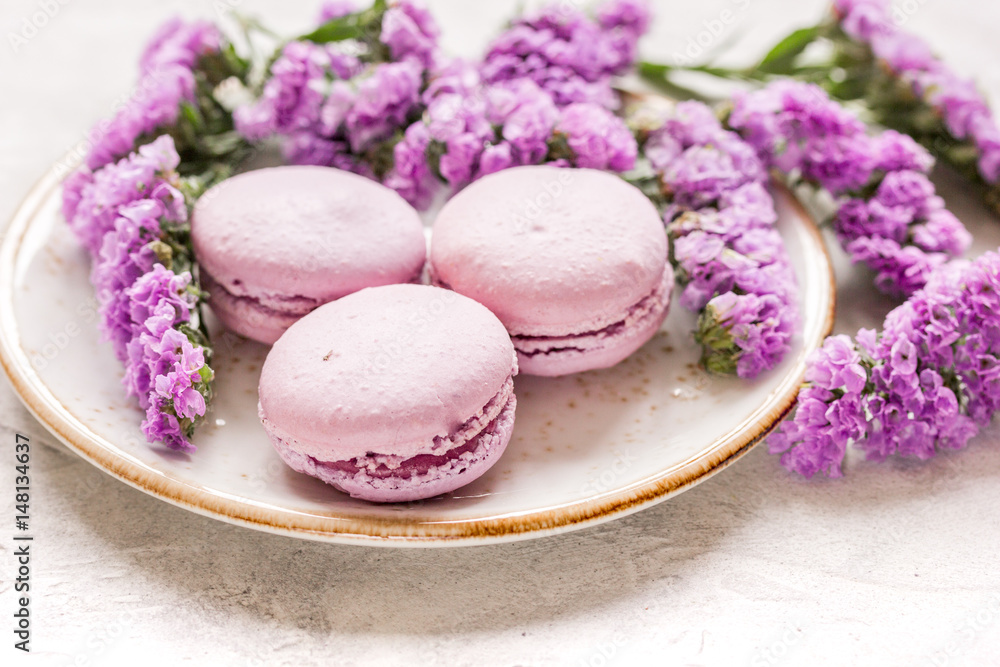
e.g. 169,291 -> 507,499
2,1 -> 1000,665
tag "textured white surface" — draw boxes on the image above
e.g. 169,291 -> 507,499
2,1 -> 1000,666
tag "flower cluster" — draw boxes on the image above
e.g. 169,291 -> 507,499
66,136 -> 214,452
63,136 -> 186,257
85,19 -> 223,171
770,252 -> 1000,477
832,0 -> 1000,206
638,101 -> 799,377
385,62 -> 637,209
481,0 -> 652,109
728,80 -> 971,298
234,0 -> 439,173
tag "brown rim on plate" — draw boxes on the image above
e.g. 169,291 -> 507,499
0,157 -> 835,547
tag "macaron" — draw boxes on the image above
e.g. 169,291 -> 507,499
429,166 -> 673,377
192,166 -> 427,345
258,283 -> 517,503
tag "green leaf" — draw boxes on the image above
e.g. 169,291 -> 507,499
198,364 -> 215,384
299,19 -> 365,44
636,62 -> 713,102
296,0 -> 387,45
755,26 -> 820,74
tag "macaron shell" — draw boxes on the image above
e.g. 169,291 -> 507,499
269,393 -> 516,503
201,272 -> 301,345
258,284 -> 516,462
430,166 -> 668,336
516,265 -> 674,376
192,166 -> 427,303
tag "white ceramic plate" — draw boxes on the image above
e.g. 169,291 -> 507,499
0,162 -> 834,547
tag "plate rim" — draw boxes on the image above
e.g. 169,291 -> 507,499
0,156 -> 835,547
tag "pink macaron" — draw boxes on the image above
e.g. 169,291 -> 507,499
192,166 -> 427,345
430,166 -> 673,377
258,283 -> 517,503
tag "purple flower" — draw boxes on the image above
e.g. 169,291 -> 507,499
834,0 -> 891,41
83,19 -> 221,171
729,81 -> 969,298
381,0 -> 440,70
597,0 -> 653,37
799,134 -> 875,194
92,200 -> 168,360
384,121 -> 436,209
871,31 -> 936,73
768,334 -> 872,478
234,41 -> 362,141
142,398 -> 189,452
139,18 -> 219,74
65,136 -> 183,256
554,102 -> 637,172
423,58 -> 482,100
703,291 -> 795,378
773,252 -> 1000,477
317,0 -> 360,22
86,67 -> 195,171
481,0 -> 644,108
137,326 -> 209,453
595,0 -> 653,73
662,145 -> 751,209
834,0 -> 1000,189
872,130 -> 935,173
346,60 -> 423,152
651,101 -> 799,378
494,80 -> 559,164
477,142 -> 515,178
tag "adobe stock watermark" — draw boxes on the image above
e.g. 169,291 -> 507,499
926,593 -> 1000,666
671,0 -> 754,67
28,296 -> 99,371
750,624 -> 805,667
510,169 -> 576,235
7,0 -> 74,54
580,450 -> 638,495
576,633 -> 628,667
889,0 -> 930,27
359,287 -> 460,379
212,0 -> 244,19
67,609 -> 139,666
49,66 -> 186,180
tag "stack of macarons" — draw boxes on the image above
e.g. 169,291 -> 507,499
195,164 -> 672,503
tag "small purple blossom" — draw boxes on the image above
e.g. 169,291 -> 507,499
346,60 -> 423,151
139,18 -> 220,74
384,121 -> 435,209
234,41 -> 363,141
729,80 -> 970,298
381,0 -> 440,70
65,135 -> 213,453
86,67 -> 196,171
317,0 -> 360,22
481,0 -> 651,108
383,75 -> 634,207
772,251 -> 1000,477
92,199 -> 172,361
64,136 -> 183,256
647,101 -> 799,378
84,19 -> 221,171
554,103 -> 637,172
834,0 -> 1000,190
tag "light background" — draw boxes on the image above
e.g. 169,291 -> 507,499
2,1 -> 1000,665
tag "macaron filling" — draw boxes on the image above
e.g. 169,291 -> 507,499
510,266 -> 673,359
203,267 -> 424,344
260,374 -> 516,502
